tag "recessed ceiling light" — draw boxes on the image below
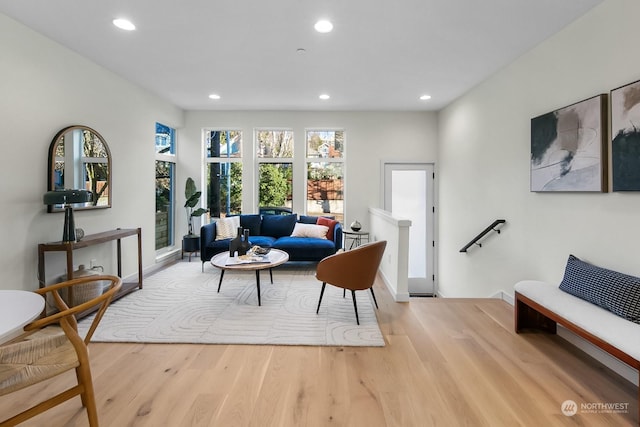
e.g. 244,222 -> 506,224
314,20 -> 333,33
419,94 -> 432,101
209,94 -> 221,100
113,18 -> 136,31
296,48 -> 307,54
319,94 -> 330,100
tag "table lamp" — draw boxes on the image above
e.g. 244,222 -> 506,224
43,189 -> 92,242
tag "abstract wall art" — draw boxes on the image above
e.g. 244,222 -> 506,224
530,94 -> 608,192
611,79 -> 640,191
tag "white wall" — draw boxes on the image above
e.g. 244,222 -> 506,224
181,110 -> 438,234
0,14 -> 183,291
0,11 -> 437,293
369,207 -> 411,302
437,0 -> 640,297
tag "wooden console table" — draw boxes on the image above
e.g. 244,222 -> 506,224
38,228 -> 143,310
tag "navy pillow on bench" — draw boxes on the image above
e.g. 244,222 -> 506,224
559,254 -> 640,324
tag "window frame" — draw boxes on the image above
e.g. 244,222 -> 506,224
155,122 -> 177,253
203,128 -> 244,219
305,128 -> 346,221
255,128 -> 294,211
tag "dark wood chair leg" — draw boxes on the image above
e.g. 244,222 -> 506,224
269,268 -> 273,284
316,282 -> 327,314
343,289 -> 346,298
370,287 -> 379,309
351,290 -> 360,325
217,270 -> 225,293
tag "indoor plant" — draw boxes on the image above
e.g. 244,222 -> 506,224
183,177 -> 208,253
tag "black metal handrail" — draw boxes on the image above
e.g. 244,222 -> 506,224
459,219 -> 506,253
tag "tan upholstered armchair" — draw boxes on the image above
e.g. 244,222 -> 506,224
315,240 -> 387,325
0,275 -> 122,427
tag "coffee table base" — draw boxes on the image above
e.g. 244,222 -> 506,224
211,249 -> 289,306
216,268 -> 276,306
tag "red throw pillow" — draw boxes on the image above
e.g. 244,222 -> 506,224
317,217 -> 338,241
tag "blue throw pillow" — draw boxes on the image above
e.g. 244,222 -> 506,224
559,255 -> 640,324
298,215 -> 318,224
240,214 -> 262,236
261,214 -> 297,238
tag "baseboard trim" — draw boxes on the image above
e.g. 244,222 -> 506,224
121,250 -> 181,283
490,290 -> 514,305
378,270 -> 410,302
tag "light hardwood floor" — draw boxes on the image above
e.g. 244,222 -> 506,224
1,274 -> 637,426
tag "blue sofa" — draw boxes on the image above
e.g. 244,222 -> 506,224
200,213 -> 343,266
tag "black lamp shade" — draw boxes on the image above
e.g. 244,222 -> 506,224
43,189 -> 92,205
43,190 -> 92,242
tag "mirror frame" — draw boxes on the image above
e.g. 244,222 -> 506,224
47,125 -> 112,213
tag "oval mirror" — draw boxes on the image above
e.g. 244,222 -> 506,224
47,125 -> 112,212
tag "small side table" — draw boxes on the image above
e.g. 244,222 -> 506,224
342,230 -> 370,250
182,236 -> 200,262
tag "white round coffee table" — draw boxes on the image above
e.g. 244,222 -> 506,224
0,290 -> 45,344
210,249 -> 289,306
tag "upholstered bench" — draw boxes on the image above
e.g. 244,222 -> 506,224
514,255 -> 640,420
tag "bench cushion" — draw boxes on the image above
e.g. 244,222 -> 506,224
515,280 -> 640,361
559,255 -> 640,324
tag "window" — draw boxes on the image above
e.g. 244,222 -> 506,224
155,123 -> 176,251
256,130 -> 293,210
306,130 -> 344,222
205,130 -> 242,219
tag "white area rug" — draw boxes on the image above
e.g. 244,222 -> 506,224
78,261 -> 384,347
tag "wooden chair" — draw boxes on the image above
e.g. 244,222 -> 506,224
0,275 -> 122,427
315,240 -> 387,325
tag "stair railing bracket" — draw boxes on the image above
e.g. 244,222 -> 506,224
459,219 -> 506,253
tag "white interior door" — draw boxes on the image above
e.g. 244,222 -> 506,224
384,163 -> 435,295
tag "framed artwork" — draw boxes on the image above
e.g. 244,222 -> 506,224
611,79 -> 640,191
530,94 -> 608,192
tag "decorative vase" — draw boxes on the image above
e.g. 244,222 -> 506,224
239,229 -> 251,256
229,227 -> 243,257
350,220 -> 362,232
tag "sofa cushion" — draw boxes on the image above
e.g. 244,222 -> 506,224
317,217 -> 338,241
245,236 -> 276,248
272,237 -> 336,261
559,254 -> 640,324
298,215 -> 318,224
206,238 -> 233,252
215,216 -> 240,240
261,214 -> 297,238
291,223 -> 328,239
240,214 -> 262,236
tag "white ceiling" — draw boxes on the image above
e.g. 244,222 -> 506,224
0,0 -> 602,111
